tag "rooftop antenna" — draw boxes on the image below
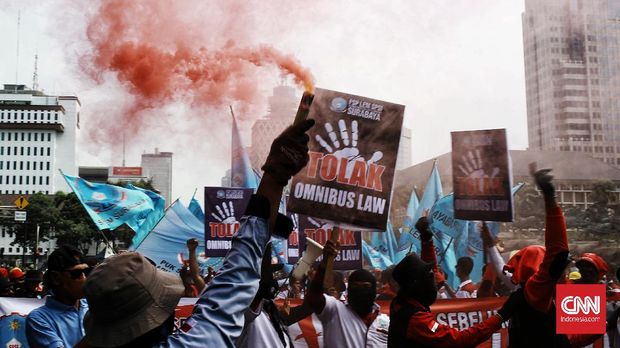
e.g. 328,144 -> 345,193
15,10 -> 21,89
32,54 -> 39,91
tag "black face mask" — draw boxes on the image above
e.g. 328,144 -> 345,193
348,287 -> 376,317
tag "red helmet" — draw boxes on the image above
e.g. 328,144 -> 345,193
576,253 -> 609,281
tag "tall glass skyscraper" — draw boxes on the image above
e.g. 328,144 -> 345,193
523,0 -> 620,166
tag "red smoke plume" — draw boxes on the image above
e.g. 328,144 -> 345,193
82,0 -> 314,143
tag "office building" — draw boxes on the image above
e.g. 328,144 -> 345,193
141,149 -> 173,204
523,0 -> 620,166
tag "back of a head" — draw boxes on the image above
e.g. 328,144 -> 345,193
457,257 -> 474,275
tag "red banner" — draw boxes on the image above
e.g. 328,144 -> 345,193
111,166 -> 143,176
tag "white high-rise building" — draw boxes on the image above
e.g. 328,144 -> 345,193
0,84 -> 80,195
523,0 -> 620,166
396,127 -> 413,170
141,149 -> 173,204
249,85 -> 298,170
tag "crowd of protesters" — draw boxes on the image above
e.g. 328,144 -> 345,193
0,119 -> 619,347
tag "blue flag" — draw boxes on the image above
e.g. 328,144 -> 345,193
62,174 -> 165,241
362,240 -> 393,270
415,161 -> 443,218
369,219 -> 397,263
188,196 -> 205,223
398,162 -> 444,263
135,200 -> 223,273
231,113 -> 258,189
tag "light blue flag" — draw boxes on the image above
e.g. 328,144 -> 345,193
188,196 -> 205,223
127,184 -> 167,248
434,183 -> 524,286
428,193 -> 468,239
362,240 -> 393,270
62,174 -> 165,241
415,161 -> 443,219
135,200 -> 223,273
398,162 -> 444,262
395,228 -> 417,263
231,113 -> 258,189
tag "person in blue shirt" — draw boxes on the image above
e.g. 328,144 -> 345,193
26,245 -> 91,348
79,119 -> 315,347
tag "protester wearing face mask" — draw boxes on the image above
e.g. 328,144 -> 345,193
306,238 -> 390,348
387,216 -> 524,347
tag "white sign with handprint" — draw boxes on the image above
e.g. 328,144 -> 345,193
451,129 -> 514,222
204,187 -> 253,257
288,88 -> 404,230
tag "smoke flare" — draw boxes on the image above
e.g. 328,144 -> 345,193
82,0 -> 314,143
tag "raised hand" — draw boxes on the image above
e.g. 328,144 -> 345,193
415,216 -> 433,242
210,201 -> 236,223
315,119 -> 383,180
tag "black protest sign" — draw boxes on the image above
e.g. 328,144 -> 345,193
204,187 -> 253,257
297,215 -> 362,271
451,129 -> 513,222
287,88 -> 405,230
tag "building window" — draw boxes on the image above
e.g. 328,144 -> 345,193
6,147 -> 9,156
13,161 -> 16,170
26,162 -> 29,170
47,133 -> 51,141
47,148 -> 50,156
33,147 -> 37,156
27,133 -> 31,141
40,147 -> 44,155
46,176 -> 49,185
12,176 -> 16,184
19,176 -> 22,184
0,147 -> 3,156
39,176 -> 43,185
20,147 -> 23,156
27,147 -> 30,156
0,132 -> 3,141
21,133 -> 24,141
34,133 -> 38,141
7,133 -> 10,141
39,162 -> 43,170
54,114 -> 58,121
26,176 -> 29,184
14,146 -> 17,154
46,162 -> 50,170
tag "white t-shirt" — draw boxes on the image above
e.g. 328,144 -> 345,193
455,279 -> 477,298
317,294 -> 389,348
236,300 -> 292,348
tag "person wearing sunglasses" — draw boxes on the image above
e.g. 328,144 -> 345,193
26,245 -> 90,348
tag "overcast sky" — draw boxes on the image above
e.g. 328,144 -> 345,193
0,0 -> 528,203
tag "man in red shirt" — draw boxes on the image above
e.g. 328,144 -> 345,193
388,216 -> 524,347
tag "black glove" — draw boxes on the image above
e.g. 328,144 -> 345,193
261,119 -> 315,186
415,217 -> 433,242
533,169 -> 555,198
497,287 -> 525,322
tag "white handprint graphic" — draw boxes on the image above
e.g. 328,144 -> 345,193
458,150 -> 499,193
210,201 -> 236,223
315,119 -> 383,180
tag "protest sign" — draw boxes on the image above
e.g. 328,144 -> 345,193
287,212 -> 302,265
296,215 -> 363,270
204,187 -> 253,257
288,88 -> 405,230
451,129 -> 513,222
135,201 -> 223,274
